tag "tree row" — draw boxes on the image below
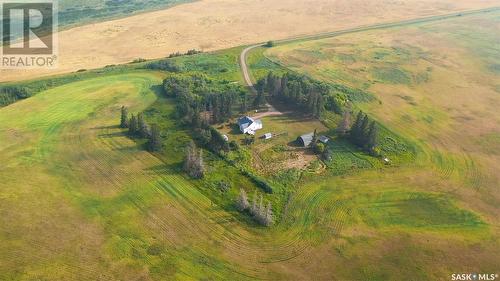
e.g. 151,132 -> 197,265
120,106 -> 162,152
236,189 -> 273,226
256,72 -> 349,117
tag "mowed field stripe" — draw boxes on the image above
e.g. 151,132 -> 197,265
0,72 -> 333,279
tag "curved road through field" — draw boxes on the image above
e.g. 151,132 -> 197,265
239,6 -> 499,117
238,6 -> 499,92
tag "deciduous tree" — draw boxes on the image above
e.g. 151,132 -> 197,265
236,188 -> 250,211
264,202 -> 273,226
183,141 -> 205,179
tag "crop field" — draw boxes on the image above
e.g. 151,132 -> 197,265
2,0 -> 500,83
58,0 -> 192,29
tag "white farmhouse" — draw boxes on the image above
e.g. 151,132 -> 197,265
238,116 -> 263,135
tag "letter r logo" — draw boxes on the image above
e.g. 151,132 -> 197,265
1,1 -> 55,55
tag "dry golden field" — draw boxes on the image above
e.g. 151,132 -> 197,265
1,0 -> 500,82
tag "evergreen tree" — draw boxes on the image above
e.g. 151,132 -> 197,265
266,72 -> 275,95
120,106 -> 129,128
338,110 -> 351,135
128,114 -> 138,135
208,126 -> 229,152
282,83 -> 289,99
308,91 -> 316,114
265,41 -> 275,47
240,94 -> 248,113
273,77 -> 282,96
254,88 -> 266,108
255,79 -> 266,93
347,111 -> 380,153
137,113 -> 149,138
316,94 -> 324,118
367,121 -> 378,150
350,111 -> 364,144
360,115 -> 370,144
236,188 -> 250,211
148,124 -> 162,151
280,74 -> 288,96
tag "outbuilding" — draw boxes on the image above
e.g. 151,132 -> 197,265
297,132 -> 314,147
262,133 -> 272,140
318,136 -> 330,144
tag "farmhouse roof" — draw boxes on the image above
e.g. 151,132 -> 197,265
240,122 -> 250,131
238,116 -> 254,126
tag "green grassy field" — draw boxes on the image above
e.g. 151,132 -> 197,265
260,9 -> 500,278
58,0 -> 193,29
1,66 -> 492,281
0,71 -> 274,280
1,10 -> 500,281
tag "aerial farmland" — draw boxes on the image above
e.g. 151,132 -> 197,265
0,1 -> 499,280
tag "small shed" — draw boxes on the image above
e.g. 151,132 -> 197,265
262,133 -> 272,140
319,136 -> 330,144
297,132 -> 314,147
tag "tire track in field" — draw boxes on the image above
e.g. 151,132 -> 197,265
1,73 -> 354,279
47,80 -> 274,278
81,111 -> 344,278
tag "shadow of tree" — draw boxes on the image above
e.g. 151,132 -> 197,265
91,125 -> 120,130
